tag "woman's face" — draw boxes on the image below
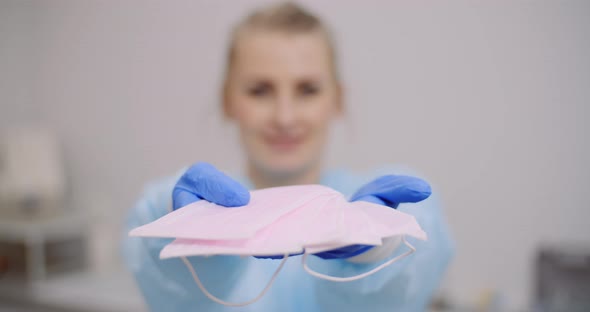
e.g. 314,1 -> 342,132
224,30 -> 342,177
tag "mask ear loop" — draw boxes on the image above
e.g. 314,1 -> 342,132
180,254 -> 288,307
302,235 -> 415,282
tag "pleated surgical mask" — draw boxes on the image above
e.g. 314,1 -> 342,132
129,184 -> 427,306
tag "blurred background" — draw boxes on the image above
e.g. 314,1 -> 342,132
1,0 -> 589,311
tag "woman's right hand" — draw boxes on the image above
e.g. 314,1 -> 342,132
172,162 -> 250,210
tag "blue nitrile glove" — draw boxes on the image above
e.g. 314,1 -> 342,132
312,175 -> 432,260
172,162 -> 250,210
173,163 -> 302,259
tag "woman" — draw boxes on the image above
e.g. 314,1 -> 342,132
123,3 -> 453,311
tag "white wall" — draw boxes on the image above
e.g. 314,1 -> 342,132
0,1 -> 41,124
1,0 -> 589,310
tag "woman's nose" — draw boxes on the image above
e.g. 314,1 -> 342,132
273,95 -> 297,128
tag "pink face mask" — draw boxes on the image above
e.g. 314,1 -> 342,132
130,185 -> 334,240
129,184 -> 427,307
159,193 -> 345,258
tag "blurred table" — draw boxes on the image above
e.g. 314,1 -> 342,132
0,213 -> 88,281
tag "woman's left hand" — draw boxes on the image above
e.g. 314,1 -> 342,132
312,175 -> 432,260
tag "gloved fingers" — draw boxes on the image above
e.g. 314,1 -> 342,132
192,163 -> 250,207
172,162 -> 250,210
313,244 -> 373,260
350,175 -> 431,207
172,187 -> 202,210
255,245 -> 374,260
254,251 -> 304,260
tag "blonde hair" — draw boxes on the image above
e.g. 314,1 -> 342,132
223,2 -> 339,84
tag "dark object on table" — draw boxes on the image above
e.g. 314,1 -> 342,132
534,244 -> 590,312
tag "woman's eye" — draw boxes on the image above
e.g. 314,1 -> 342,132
248,84 -> 271,97
298,83 -> 320,96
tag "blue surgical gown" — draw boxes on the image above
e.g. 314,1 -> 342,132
122,167 -> 454,311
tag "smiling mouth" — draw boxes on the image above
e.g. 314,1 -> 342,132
265,136 -> 303,151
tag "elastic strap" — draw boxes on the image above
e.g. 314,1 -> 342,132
181,254 -> 288,307
302,235 -> 415,282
